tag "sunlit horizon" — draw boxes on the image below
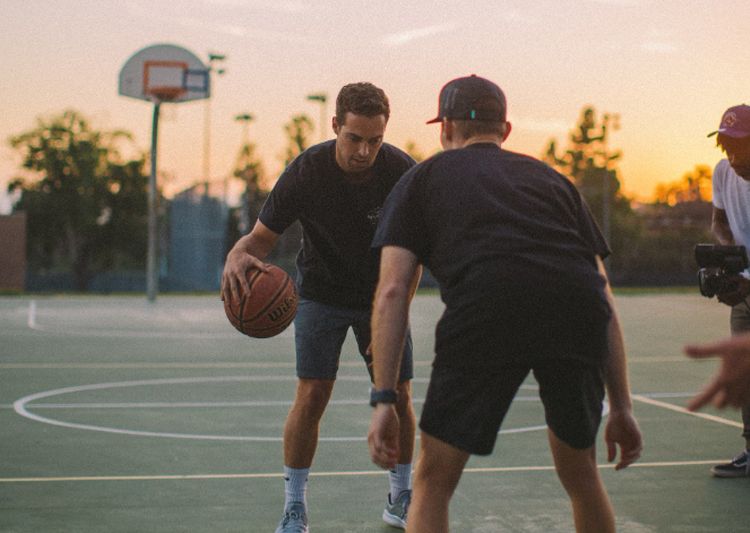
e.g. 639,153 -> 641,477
2,0 -> 746,213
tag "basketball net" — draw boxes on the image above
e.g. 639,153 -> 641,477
147,86 -> 186,103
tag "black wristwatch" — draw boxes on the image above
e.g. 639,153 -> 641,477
369,388 -> 398,407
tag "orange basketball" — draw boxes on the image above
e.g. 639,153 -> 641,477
224,265 -> 298,338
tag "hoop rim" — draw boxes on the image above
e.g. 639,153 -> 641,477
147,86 -> 186,103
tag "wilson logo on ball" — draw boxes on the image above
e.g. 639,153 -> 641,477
268,297 -> 297,322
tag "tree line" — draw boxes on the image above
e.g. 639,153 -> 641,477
7,107 -> 713,291
542,107 -> 712,286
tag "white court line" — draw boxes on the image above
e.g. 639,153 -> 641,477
22,300 -> 244,339
0,362 -> 432,369
632,394 -> 743,428
12,377 -> 371,441
0,460 -> 727,483
27,300 -> 36,328
11,377 -> 544,441
5,394 -> 545,410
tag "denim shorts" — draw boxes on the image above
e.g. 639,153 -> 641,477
293,296 -> 414,381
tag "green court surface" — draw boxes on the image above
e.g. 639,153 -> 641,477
1,293 -> 749,532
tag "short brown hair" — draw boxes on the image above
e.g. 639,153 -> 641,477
336,83 -> 390,125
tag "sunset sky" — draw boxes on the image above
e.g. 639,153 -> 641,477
1,0 -> 747,214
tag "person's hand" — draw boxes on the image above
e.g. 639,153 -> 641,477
685,334 -> 750,410
368,403 -> 400,470
220,248 -> 268,304
604,410 -> 642,470
716,277 -> 750,306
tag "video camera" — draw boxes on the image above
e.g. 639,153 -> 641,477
695,244 -> 749,298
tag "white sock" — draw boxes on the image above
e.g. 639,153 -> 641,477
389,463 -> 412,499
284,466 -> 309,508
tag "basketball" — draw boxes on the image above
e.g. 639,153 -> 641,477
224,265 -> 298,338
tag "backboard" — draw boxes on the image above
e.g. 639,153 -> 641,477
119,44 -> 210,104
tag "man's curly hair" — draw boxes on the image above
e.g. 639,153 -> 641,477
336,82 -> 390,125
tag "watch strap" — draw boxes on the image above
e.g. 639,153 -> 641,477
369,388 -> 398,407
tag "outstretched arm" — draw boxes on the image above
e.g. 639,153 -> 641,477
368,245 -> 419,470
599,257 -> 643,470
685,333 -> 750,410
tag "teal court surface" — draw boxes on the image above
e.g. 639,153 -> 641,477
2,293 -> 750,532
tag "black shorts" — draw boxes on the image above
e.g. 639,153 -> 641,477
419,359 -> 606,455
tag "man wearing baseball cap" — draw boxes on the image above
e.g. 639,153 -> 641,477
366,75 -> 642,532
704,104 -> 750,477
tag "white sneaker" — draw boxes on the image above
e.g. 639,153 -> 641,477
274,501 -> 308,533
382,489 -> 411,529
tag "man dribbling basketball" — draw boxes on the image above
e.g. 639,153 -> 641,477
221,82 -> 419,532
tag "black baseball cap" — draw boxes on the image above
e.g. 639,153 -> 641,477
426,75 -> 507,124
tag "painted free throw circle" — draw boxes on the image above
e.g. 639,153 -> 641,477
13,377 -> 553,440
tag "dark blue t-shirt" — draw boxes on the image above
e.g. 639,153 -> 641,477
373,143 -> 612,365
260,140 -> 415,309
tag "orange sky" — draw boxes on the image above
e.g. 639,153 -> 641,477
2,0 -> 748,213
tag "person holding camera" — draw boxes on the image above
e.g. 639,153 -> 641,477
706,104 -> 750,477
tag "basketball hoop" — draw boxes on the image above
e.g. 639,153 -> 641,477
147,86 -> 186,103
119,45 -> 210,104
118,44 -> 211,303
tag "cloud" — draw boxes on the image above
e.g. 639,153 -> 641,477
641,41 -> 677,54
197,0 -> 307,13
586,0 -> 646,5
172,13 -> 303,42
382,24 -> 457,47
124,1 -> 306,40
640,27 -> 678,54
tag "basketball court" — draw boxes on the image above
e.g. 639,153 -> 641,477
2,292 -> 749,532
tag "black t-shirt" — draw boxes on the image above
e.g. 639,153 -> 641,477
373,143 -> 612,365
260,140 -> 416,309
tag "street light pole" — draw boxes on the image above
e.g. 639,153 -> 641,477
234,113 -> 255,234
146,102 -> 161,302
235,113 -> 254,148
307,92 -> 328,143
203,53 -> 227,189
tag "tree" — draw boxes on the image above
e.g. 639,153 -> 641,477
404,141 -> 427,163
543,107 -> 644,279
282,114 -> 314,167
233,141 -> 267,234
654,165 -> 713,206
543,107 -> 626,230
544,107 -> 622,181
634,165 -> 714,284
8,110 -> 149,291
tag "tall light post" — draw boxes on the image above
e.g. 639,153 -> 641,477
307,92 -> 328,143
235,113 -> 254,147
235,113 -> 255,234
203,53 -> 227,189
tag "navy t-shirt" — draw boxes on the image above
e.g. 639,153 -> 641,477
373,143 -> 612,366
260,140 -> 415,309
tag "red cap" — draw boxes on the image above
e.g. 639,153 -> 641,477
708,105 -> 750,138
